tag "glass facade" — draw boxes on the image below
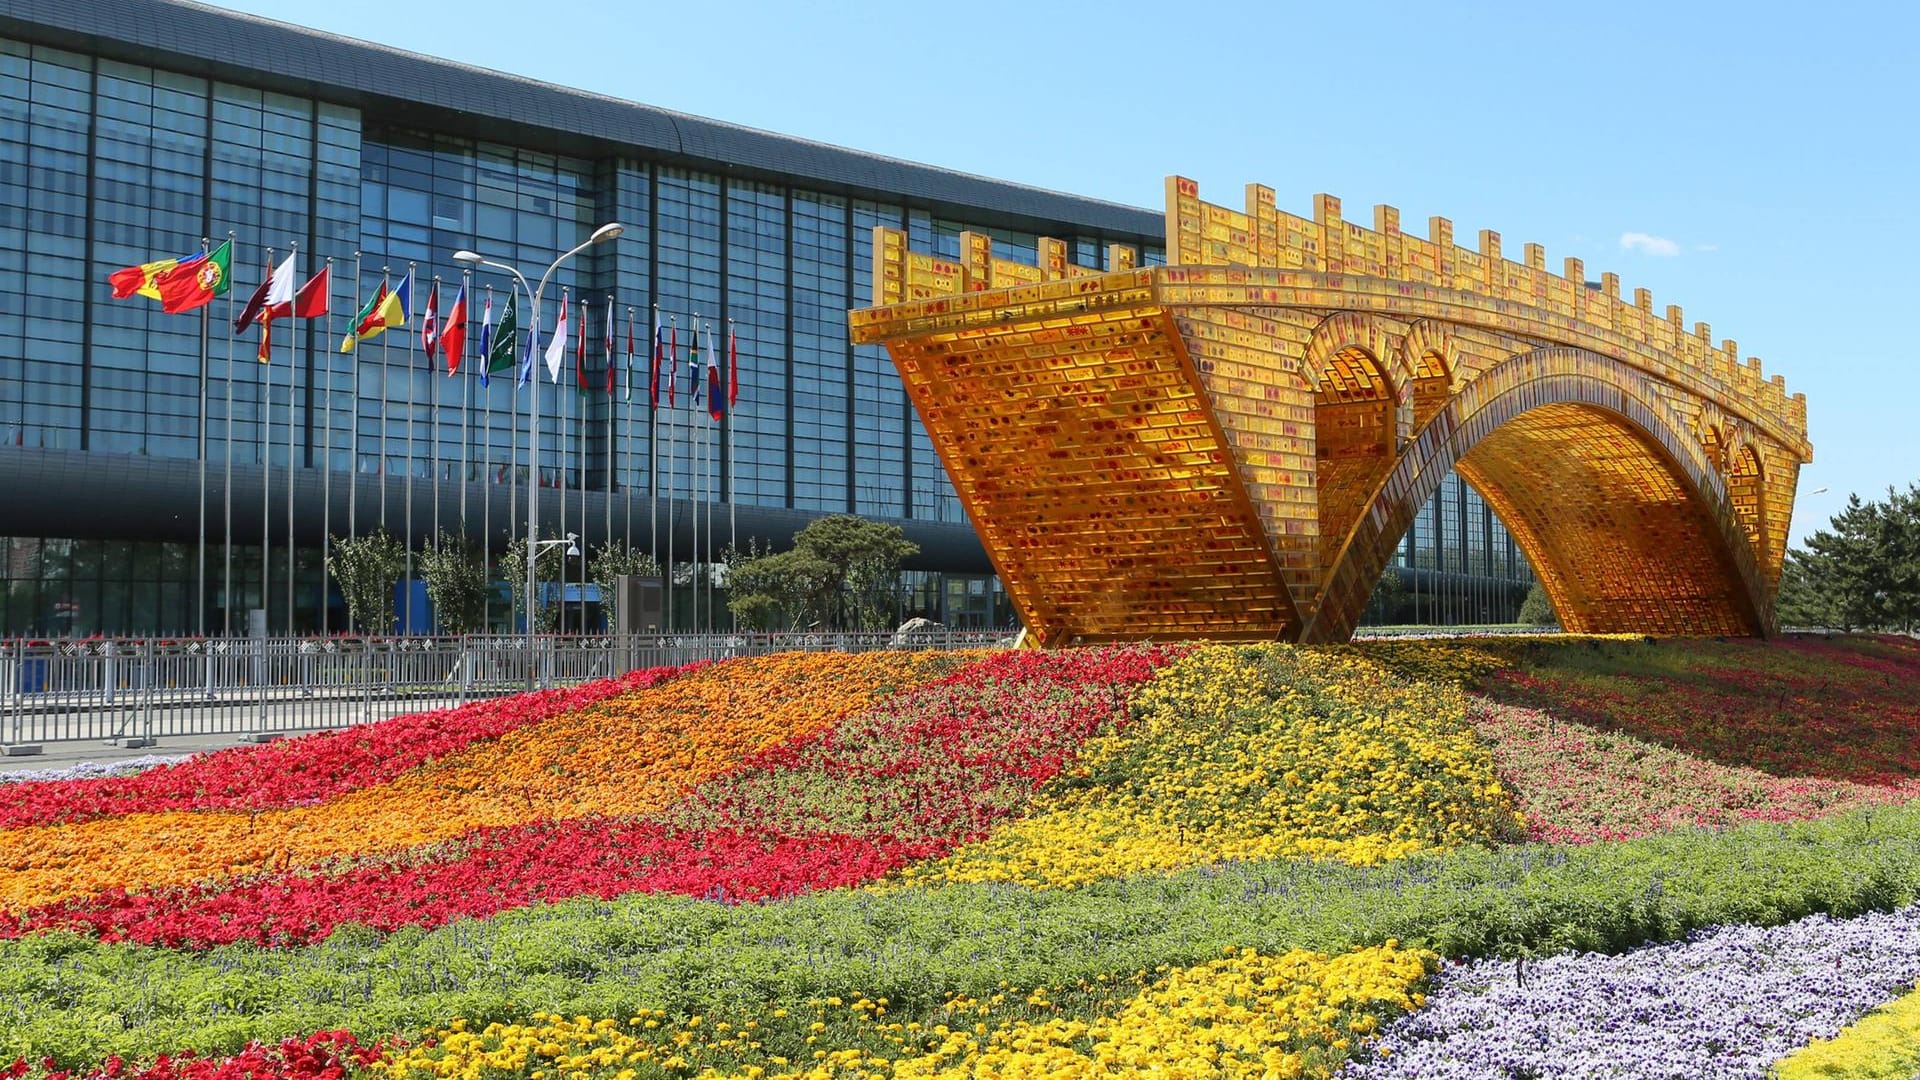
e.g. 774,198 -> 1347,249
0,22 -> 1529,636
1372,474 -> 1538,626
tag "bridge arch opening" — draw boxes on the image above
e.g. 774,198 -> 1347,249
1411,348 -> 1452,427
1726,442 -> 1767,563
1313,344 -> 1397,569
1701,423 -> 1768,565
1308,348 -> 1772,643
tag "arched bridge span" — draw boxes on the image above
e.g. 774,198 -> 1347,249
850,179 -> 1811,646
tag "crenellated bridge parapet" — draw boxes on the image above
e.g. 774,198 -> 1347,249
851,178 -> 1812,646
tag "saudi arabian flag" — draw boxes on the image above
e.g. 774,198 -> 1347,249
487,290 -> 518,375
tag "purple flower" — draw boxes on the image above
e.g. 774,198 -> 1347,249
1346,904 -> 1920,1079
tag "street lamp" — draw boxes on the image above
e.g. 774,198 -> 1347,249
455,223 -> 622,687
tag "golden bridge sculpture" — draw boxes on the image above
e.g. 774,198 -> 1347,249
849,177 -> 1812,646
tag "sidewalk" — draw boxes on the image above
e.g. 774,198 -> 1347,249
0,733 -> 236,777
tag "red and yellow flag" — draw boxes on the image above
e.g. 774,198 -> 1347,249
150,240 -> 233,314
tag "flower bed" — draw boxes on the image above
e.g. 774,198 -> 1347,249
3,647 -> 1169,948
1346,904 -> 1920,1078
1477,635 -> 1920,784
912,645 -> 1520,888
0,652 -> 957,913
2,635 -> 1918,1077
0,663 -> 702,829
1774,982 -> 1920,1079
381,942 -> 1434,1080
1468,698 -> 1917,843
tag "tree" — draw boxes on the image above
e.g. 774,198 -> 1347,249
724,516 -> 920,632
1517,582 -> 1557,627
497,533 -> 561,634
588,541 -> 661,633
419,530 -> 488,635
726,548 -> 838,631
1360,567 -> 1410,626
327,528 -> 406,635
1776,481 -> 1920,632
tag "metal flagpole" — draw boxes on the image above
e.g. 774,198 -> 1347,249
508,302 -> 519,545
606,295 -> 615,553
431,274 -> 443,553
574,296 -> 586,633
727,317 -> 737,557
223,231 -> 236,638
481,284 -> 493,630
287,242 -> 300,636
196,235 -> 210,637
688,312 -> 700,633
460,271 -> 471,531
624,305 -> 635,552
347,252 -> 361,548
665,315 -> 677,632
321,256 -> 334,635
552,298 -> 563,635
649,304 -> 659,574
379,265 -> 390,532
704,319 -> 716,632
260,245 -> 274,638
403,262 -> 418,635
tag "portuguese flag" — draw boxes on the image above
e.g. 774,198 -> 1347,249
151,239 -> 233,314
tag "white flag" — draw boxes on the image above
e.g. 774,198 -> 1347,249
544,291 -> 568,383
262,253 -> 297,314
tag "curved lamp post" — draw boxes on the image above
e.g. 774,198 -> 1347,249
454,223 -> 622,687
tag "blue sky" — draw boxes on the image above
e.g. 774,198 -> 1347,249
215,0 -> 1917,543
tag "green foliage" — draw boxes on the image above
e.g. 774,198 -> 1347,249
497,533 -> 561,634
5,801 -> 1920,1064
1360,567 -> 1410,625
587,541 -> 661,633
724,516 -> 920,631
1784,483 -> 1920,631
325,528 -> 406,635
418,530 -> 489,635
1517,582 -> 1558,627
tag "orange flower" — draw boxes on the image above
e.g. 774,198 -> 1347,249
0,652 -> 964,911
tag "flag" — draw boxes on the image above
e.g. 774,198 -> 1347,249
575,298 -> 589,393
605,296 -> 616,396
650,309 -> 664,410
151,240 -> 232,314
231,258 -> 274,333
490,290 -> 519,386
705,321 -> 724,421
340,283 -> 386,352
476,293 -> 495,379
421,279 -> 441,357
667,320 -> 677,408
247,252 -> 297,362
441,283 -> 468,375
519,303 -> 538,388
291,265 -> 330,319
339,270 -> 411,352
543,291 -> 568,384
624,308 -> 636,402
686,322 -> 702,406
112,250 -> 200,301
728,322 -> 739,407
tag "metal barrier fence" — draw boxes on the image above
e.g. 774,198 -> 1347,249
0,631 -> 1011,751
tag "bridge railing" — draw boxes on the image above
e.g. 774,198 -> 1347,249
0,631 -> 1011,751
